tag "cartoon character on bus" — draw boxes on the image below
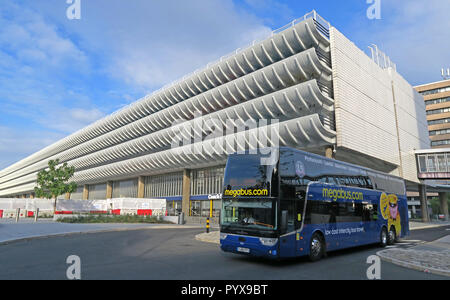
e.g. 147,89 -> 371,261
380,193 -> 401,235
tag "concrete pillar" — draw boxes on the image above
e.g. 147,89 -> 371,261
325,146 -> 335,159
182,169 -> 191,216
138,176 -> 145,199
83,185 -> 89,200
65,192 -> 70,200
419,184 -> 429,222
439,192 -> 449,221
106,181 -> 113,199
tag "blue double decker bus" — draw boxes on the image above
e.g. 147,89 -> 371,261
220,147 -> 409,261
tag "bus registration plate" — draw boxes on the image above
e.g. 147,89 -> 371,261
237,247 -> 250,253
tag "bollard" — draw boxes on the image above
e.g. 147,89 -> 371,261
206,217 -> 210,234
34,208 -> 39,222
179,212 -> 185,225
15,208 -> 20,223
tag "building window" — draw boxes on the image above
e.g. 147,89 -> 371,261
112,179 -> 138,198
88,183 -> 107,200
420,86 -> 450,96
191,166 -> 225,196
144,172 -> 183,198
427,107 -> 450,115
425,97 -> 450,106
431,140 -> 450,147
428,118 -> 450,126
429,128 -> 450,136
189,200 -> 221,217
167,200 -> 182,216
70,186 -> 84,200
418,155 -> 427,173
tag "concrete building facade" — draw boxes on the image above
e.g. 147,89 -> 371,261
0,11 -> 431,222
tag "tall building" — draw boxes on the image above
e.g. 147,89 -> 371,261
415,79 -> 450,148
0,11 -> 431,221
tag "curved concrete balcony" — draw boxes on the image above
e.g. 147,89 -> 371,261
69,114 -> 336,184
0,17 -> 330,180
0,48 -> 332,186
0,113 -> 336,195
0,77 -> 333,188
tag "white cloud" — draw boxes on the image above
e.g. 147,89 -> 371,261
0,0 -> 274,169
0,126 -> 64,170
26,0 -> 273,90
353,0 -> 450,85
0,3 -> 87,69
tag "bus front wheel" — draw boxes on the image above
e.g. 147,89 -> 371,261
309,233 -> 325,262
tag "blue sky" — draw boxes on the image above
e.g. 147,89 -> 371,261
0,0 -> 448,169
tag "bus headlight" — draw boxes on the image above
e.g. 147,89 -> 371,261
259,238 -> 278,246
220,233 -> 228,240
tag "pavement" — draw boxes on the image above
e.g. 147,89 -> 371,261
0,219 -> 202,245
377,235 -> 450,277
196,230 -> 220,244
409,220 -> 450,230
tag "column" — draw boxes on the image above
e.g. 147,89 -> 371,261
419,184 -> 429,222
138,176 -> 145,199
106,181 -> 113,199
65,192 -> 70,200
439,192 -> 449,221
182,169 -> 191,216
82,185 -> 89,200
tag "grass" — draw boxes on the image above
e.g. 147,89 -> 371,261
57,214 -> 174,224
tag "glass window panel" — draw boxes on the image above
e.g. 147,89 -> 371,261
427,156 -> 437,172
418,155 -> 427,173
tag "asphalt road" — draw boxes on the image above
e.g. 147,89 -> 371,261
0,226 -> 448,280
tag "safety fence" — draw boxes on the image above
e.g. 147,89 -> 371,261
0,198 -> 167,219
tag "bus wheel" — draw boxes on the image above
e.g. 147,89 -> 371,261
380,227 -> 388,248
309,233 -> 325,262
387,226 -> 396,246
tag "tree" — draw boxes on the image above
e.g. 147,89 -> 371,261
34,159 -> 77,212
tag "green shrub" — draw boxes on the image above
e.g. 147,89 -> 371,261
57,214 -> 173,224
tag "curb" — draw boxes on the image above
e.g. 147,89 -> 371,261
410,225 -> 449,231
195,232 -> 220,245
376,249 -> 450,278
0,225 -> 203,246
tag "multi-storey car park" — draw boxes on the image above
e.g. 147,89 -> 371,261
0,11 -> 442,222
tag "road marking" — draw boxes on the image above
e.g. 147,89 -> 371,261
398,240 -> 423,243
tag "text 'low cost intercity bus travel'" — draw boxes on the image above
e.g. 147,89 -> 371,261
220,147 -> 409,261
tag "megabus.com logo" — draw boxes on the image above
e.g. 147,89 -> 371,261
322,188 -> 364,202
224,189 -> 269,198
